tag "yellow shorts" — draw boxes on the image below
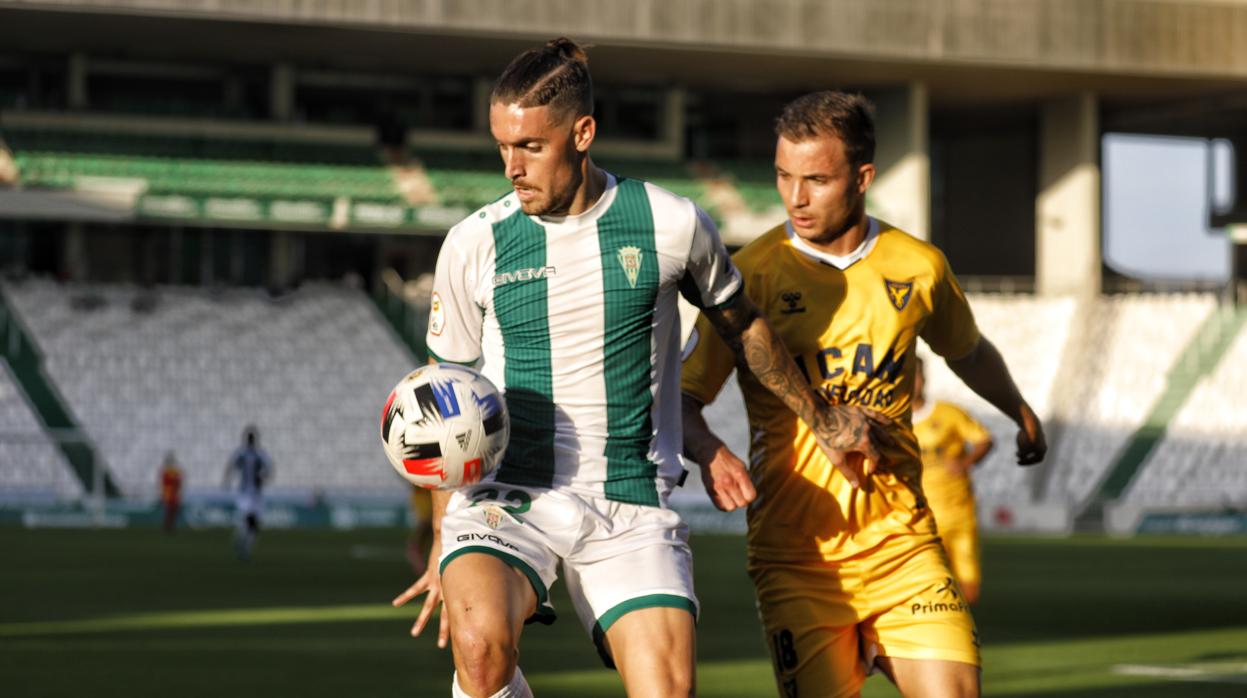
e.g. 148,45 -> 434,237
749,538 -> 980,698
940,522 -> 981,589
409,487 -> 433,522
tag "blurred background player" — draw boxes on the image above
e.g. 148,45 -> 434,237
158,451 -> 183,534
223,426 -> 273,561
913,357 -> 994,605
682,91 -> 1046,698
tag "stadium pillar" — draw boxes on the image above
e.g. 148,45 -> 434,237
270,230 -> 291,290
64,223 -> 86,280
870,83 -> 930,240
664,86 -> 687,159
1228,133 -> 1247,304
67,53 -> 88,109
1037,92 -> 1101,297
270,63 -> 295,121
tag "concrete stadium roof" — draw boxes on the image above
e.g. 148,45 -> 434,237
1,0 -> 1245,127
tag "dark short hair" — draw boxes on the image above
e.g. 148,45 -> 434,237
776,91 -> 876,168
492,37 -> 593,121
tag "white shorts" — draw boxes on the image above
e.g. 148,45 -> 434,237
439,483 -> 698,666
235,492 -> 264,520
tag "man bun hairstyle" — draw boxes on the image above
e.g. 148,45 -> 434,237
776,91 -> 876,168
492,37 -> 594,121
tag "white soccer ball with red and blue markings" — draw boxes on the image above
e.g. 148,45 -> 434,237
380,364 -> 509,490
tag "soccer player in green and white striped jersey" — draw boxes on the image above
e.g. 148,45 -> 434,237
392,38 -> 890,698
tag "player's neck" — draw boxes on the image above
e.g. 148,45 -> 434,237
913,396 -> 927,411
562,159 -> 608,217
806,214 -> 870,257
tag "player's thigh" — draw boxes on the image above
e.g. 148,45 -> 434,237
874,656 -> 979,698
441,551 -> 536,641
750,561 -> 866,698
603,606 -> 696,697
563,502 -> 697,672
440,484 -> 568,627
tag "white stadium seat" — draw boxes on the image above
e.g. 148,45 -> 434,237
3,279 -> 416,500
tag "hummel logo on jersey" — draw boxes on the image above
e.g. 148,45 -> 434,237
780,291 -> 806,314
617,246 -> 643,288
493,266 -> 556,287
884,279 -> 914,311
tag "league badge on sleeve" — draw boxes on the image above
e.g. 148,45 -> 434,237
429,292 -> 446,336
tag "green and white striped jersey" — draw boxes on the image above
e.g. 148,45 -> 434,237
426,173 -> 741,506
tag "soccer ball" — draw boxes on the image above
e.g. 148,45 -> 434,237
380,364 -> 509,489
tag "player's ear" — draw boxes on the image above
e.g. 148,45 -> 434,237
856,162 -> 876,195
571,114 -> 596,153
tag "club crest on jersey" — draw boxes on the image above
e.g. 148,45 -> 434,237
482,504 -> 505,530
884,279 -> 914,312
617,246 -> 643,288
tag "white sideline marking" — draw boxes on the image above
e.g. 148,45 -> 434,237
1113,662 -> 1247,684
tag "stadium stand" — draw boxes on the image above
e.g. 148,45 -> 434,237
3,125 -> 401,202
2,278 -> 417,500
1124,313 -> 1247,508
711,160 -> 781,214
413,150 -> 510,209
1042,293 -> 1216,507
0,362 -> 81,501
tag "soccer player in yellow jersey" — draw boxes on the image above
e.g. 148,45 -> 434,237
913,358 -> 994,606
682,91 -> 1046,698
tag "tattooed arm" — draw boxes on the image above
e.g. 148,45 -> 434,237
700,292 -> 891,486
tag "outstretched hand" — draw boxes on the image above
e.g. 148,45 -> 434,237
1015,404 -> 1046,466
809,404 -> 895,488
392,543 -> 450,648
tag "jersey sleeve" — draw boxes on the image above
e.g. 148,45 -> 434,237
426,232 -> 484,364
678,207 -> 743,310
680,312 -> 736,406
920,251 -> 980,360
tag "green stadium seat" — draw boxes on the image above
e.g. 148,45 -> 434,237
712,160 -> 779,213
415,150 -> 510,209
1,125 -> 402,202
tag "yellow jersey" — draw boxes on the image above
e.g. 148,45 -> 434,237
682,219 -> 980,562
913,401 -> 991,524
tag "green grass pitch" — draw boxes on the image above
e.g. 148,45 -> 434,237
2,529 -> 1246,696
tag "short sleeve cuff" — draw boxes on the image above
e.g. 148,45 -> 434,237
427,346 -> 479,366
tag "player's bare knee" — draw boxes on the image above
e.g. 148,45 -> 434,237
953,668 -> 980,698
662,661 -> 695,697
618,649 -> 694,697
451,623 -> 517,694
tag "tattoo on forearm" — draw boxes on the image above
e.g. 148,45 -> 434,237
706,299 -> 870,453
